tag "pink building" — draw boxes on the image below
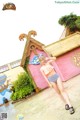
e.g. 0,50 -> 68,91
43,32 -> 80,81
19,31 -> 49,92
20,31 -> 80,91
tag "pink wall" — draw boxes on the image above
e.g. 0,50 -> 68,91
28,50 -> 48,90
54,47 -> 80,81
28,47 -> 80,90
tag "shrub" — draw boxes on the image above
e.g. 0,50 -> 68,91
11,72 -> 34,101
58,13 -> 80,33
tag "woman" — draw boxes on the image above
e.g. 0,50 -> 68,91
39,54 -> 75,114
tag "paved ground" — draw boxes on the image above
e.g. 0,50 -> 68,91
0,75 -> 80,120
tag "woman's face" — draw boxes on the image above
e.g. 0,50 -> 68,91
40,57 -> 46,65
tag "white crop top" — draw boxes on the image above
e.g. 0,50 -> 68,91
41,64 -> 53,75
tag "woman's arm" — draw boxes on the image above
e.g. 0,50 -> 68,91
40,68 -> 52,87
45,56 -> 56,64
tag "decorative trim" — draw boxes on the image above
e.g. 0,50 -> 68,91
72,52 -> 80,67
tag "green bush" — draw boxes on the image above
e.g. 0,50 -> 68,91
58,13 -> 80,32
11,72 -> 34,101
75,17 -> 80,29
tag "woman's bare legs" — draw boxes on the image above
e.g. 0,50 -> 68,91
50,82 -> 66,104
56,77 -> 72,107
51,77 -> 75,114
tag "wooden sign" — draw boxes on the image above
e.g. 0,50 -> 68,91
2,3 -> 16,11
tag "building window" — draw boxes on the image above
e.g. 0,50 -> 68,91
10,60 -> 21,68
0,65 -> 9,73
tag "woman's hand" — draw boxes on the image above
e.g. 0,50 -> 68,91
50,56 -> 56,60
45,56 -> 56,61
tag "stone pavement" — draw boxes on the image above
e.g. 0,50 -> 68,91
0,75 -> 80,120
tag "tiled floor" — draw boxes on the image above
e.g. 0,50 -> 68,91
0,75 -> 80,120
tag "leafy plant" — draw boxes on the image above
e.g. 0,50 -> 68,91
58,13 -> 80,34
75,16 -> 80,29
24,57 -> 29,71
11,72 -> 35,101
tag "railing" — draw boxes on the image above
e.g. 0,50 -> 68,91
0,59 -> 21,73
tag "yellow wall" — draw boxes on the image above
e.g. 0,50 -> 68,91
0,66 -> 24,84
